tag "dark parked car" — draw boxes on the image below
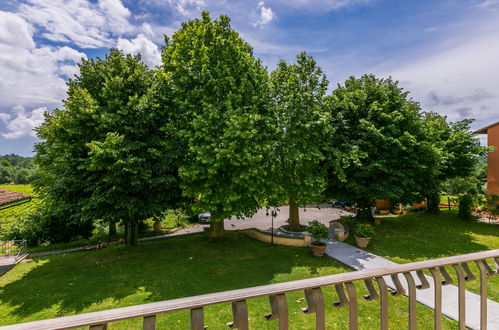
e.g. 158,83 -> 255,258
198,211 -> 211,223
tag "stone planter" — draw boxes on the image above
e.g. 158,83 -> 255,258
329,220 -> 349,241
153,221 -> 162,231
355,235 -> 371,249
310,241 -> 327,257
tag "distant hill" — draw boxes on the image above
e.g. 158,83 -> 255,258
0,154 -> 38,184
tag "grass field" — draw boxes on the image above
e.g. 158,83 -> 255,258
0,185 -> 39,227
360,211 -> 499,301
0,232 -> 456,329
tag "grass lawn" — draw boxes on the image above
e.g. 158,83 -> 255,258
359,211 -> 499,301
0,232 -> 454,329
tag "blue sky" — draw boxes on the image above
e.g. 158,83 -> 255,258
1,0 -> 498,156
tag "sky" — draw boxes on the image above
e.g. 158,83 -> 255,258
0,0 -> 498,156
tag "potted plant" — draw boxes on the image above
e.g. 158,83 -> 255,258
307,220 -> 329,257
354,223 -> 375,249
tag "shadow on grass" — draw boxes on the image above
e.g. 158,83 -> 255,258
363,211 -> 498,262
0,232 -> 345,321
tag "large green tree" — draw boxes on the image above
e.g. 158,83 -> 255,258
267,52 -> 330,231
422,113 -> 488,213
325,75 -> 436,222
35,49 -> 183,245
161,12 -> 273,237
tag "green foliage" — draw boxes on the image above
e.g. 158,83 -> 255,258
0,154 -> 38,184
35,49 -> 183,245
354,223 -> 375,238
162,12 -> 273,231
307,220 -> 329,240
325,75 -> 435,219
267,52 -> 332,229
422,113 -> 489,213
458,194 -> 474,221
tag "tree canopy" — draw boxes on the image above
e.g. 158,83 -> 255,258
325,75 -> 436,221
267,52 -> 331,231
161,12 -> 274,237
35,49 -> 183,245
0,154 -> 38,184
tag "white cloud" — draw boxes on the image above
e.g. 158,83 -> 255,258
1,107 -> 46,139
271,0 -> 370,12
117,34 -> 162,67
376,29 -> 499,129
253,1 -> 276,27
18,0 -> 133,48
167,0 -> 205,16
0,11 -> 86,109
0,113 -> 11,124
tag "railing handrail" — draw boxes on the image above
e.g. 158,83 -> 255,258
1,248 -> 497,330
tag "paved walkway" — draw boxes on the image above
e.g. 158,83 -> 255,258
323,239 -> 499,330
0,254 -> 27,276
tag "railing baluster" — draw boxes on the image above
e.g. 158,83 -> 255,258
333,284 -> 349,307
375,277 -> 389,330
190,307 -> 205,330
494,257 -> 499,273
439,266 -> 453,285
143,315 -> 156,330
264,293 -> 288,330
89,325 -> 107,330
302,287 -> 325,330
227,300 -> 248,330
390,274 -> 405,296
345,282 -> 358,330
363,279 -> 379,301
452,264 -> 466,330
403,272 -> 417,330
460,262 -> 476,282
475,260 -> 490,330
429,268 -> 442,330
415,270 -> 430,289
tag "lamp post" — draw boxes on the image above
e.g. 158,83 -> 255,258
266,207 -> 278,248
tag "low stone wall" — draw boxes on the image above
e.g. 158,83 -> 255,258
241,228 -> 311,247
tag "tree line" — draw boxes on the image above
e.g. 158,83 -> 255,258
0,154 -> 38,184
30,12 -> 487,246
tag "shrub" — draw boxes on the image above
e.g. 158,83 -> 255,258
354,223 -> 375,238
307,220 -> 329,240
458,194 -> 474,221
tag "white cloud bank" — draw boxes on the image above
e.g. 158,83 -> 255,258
1,106 -> 46,139
117,34 -> 162,67
18,0 -> 133,48
253,1 -> 276,27
377,29 -> 499,128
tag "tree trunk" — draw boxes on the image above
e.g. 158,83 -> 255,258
427,192 -> 441,214
108,219 -> 117,238
208,220 -> 225,238
288,198 -> 301,231
124,221 -> 139,246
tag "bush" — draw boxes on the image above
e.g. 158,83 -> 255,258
354,223 -> 375,238
458,194 -> 474,221
0,209 -> 94,247
307,220 -> 329,240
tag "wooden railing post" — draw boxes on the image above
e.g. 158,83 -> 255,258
265,294 -> 288,329
190,308 -> 205,330
227,300 -> 248,330
452,264 -> 466,330
143,315 -> 156,330
429,268 -> 442,330
302,287 -> 325,330
403,272 -> 417,330
475,260 -> 491,330
345,282 -> 358,330
89,325 -> 107,330
375,277 -> 389,330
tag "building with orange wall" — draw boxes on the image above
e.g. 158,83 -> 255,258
475,122 -> 499,195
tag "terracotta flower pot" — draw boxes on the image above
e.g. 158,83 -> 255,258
378,210 -> 390,215
355,236 -> 371,249
310,241 -> 327,257
402,210 -> 409,215
153,221 -> 162,231
374,218 -> 382,225
393,210 -> 402,215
